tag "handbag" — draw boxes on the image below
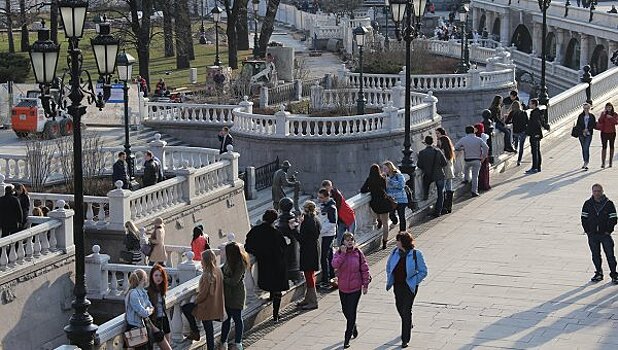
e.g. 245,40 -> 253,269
123,292 -> 149,347
404,185 -> 414,210
147,318 -> 165,343
571,120 -> 580,138
141,243 -> 153,257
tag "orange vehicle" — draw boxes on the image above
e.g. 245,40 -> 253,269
11,90 -> 73,139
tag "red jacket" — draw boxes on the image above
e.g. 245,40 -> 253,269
331,247 -> 370,293
331,188 -> 355,226
597,112 -> 618,134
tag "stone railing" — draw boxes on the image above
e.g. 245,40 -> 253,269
590,67 -> 618,106
314,25 -> 342,39
0,135 -> 222,186
28,193 -> 109,229
320,88 -> 393,109
127,177 -> 186,221
232,92 -> 438,139
144,101 -> 237,125
547,83 -> 589,125
0,202 -> 74,276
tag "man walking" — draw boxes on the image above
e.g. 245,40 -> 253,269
143,151 -> 160,187
526,98 -> 550,174
218,127 -> 234,154
112,151 -> 130,189
455,126 -> 489,197
417,136 -> 448,217
0,185 -> 23,237
581,184 -> 618,284
321,180 -> 355,244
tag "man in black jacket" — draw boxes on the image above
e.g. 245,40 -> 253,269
581,184 -> 618,283
218,127 -> 234,154
112,151 -> 130,189
0,185 -> 23,237
143,151 -> 160,187
525,99 -> 550,174
417,136 -> 448,217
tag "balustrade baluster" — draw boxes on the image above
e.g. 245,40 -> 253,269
8,243 -> 17,266
123,272 -> 130,293
170,303 -> 184,343
33,234 -> 41,257
16,240 -> 25,264
162,187 -> 170,207
49,228 -> 58,251
85,202 -> 95,227
24,236 -> 34,261
97,201 -> 107,224
0,246 -> 7,270
110,271 -> 119,295
40,230 -> 50,254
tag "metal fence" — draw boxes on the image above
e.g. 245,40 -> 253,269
255,157 -> 280,191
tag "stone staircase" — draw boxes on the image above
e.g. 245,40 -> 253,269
247,188 -> 313,225
87,125 -> 187,148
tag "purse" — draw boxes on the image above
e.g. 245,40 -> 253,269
571,122 -> 580,138
141,243 -> 153,257
123,292 -> 149,347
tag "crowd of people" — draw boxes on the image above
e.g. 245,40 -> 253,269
112,150 -> 165,190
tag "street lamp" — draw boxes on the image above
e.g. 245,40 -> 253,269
211,5 -> 223,66
384,0 -> 390,47
31,1 -> 119,348
252,0 -> 260,57
456,3 -> 470,73
29,23 -> 60,117
538,0 -> 550,113
389,0 -> 427,178
353,25 -> 368,115
117,49 -> 136,179
200,0 -> 206,44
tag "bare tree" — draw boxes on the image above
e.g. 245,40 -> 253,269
55,135 -> 74,191
175,0 -> 192,69
54,132 -> 105,194
19,0 -> 28,52
236,2 -> 249,50
320,0 -> 362,19
2,0 -> 15,53
25,138 -> 54,192
256,0 -> 280,58
158,0 -> 174,57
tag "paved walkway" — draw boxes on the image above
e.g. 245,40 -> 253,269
246,106 -> 618,349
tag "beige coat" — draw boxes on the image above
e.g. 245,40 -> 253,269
192,268 -> 225,321
148,226 -> 167,264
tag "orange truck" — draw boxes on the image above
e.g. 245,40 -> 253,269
10,90 -> 73,139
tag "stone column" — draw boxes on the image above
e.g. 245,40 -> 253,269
149,134 -> 167,171
485,12 -> 495,37
532,22 -> 542,56
177,252 -> 201,283
47,200 -> 75,254
500,10 -> 510,47
0,174 -> 5,196
175,166 -> 197,203
85,245 -> 110,298
391,81 -> 406,109
382,102 -> 399,131
259,85 -> 269,108
239,95 -> 253,114
107,181 -> 132,231
580,34 -> 590,69
275,108 -> 290,137
220,148 -> 240,185
555,29 -> 566,65
472,8 -> 481,33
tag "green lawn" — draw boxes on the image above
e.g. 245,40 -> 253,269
0,23 -> 252,90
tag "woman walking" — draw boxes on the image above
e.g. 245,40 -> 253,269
506,101 -> 529,166
386,232 -> 428,348
575,103 -> 596,170
475,123 -> 491,192
191,225 -> 210,262
297,201 -> 321,310
220,242 -> 250,349
597,102 -> 618,168
437,136 -> 455,214
181,250 -> 225,349
244,209 -> 289,322
124,221 -> 144,265
124,269 -> 154,350
148,217 -> 167,266
383,161 -> 408,233
331,232 -> 371,348
361,164 -> 395,249
147,264 -> 172,350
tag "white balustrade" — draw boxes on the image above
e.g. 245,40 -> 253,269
128,177 -> 186,221
0,155 -> 29,183
193,161 -> 233,196
0,219 -> 61,272
590,67 -> 618,105
287,112 -> 387,137
28,193 -> 109,228
163,146 -> 221,170
146,102 -> 236,124
547,83 -> 589,125
233,109 -> 279,136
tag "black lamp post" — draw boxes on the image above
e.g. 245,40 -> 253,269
383,0 -> 390,48
353,25 -> 368,115
117,49 -> 136,178
389,0 -> 427,176
200,0 -> 207,44
30,1 -> 119,348
211,5 -> 223,66
456,3 -> 470,73
252,0 -> 260,57
538,0 -> 550,113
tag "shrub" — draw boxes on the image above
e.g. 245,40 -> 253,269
0,53 -> 31,83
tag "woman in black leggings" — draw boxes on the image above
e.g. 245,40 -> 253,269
597,103 -> 618,168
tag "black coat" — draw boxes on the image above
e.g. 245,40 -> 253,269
218,134 -> 234,154
112,160 -> 130,189
360,176 -> 393,214
16,193 -> 29,224
575,112 -> 596,137
244,223 -> 290,292
507,110 -> 529,134
298,215 -> 321,271
0,194 -> 23,237
417,146 -> 447,182
276,217 -> 300,277
143,159 -> 160,187
527,108 -> 550,139
581,196 -> 617,234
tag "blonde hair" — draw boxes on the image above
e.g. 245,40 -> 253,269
125,220 -> 140,238
32,207 -> 43,216
510,100 -> 521,112
303,200 -> 317,215
128,269 -> 147,290
201,249 -> 217,280
382,161 -> 400,174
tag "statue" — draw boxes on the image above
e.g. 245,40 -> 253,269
272,160 -> 301,211
276,197 -> 301,283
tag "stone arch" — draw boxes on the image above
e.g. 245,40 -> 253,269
590,44 -> 608,75
478,13 -> 486,33
564,38 -> 581,70
492,17 -> 501,41
546,32 -> 556,62
511,24 -> 532,53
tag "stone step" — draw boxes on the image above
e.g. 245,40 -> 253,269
248,191 -> 313,226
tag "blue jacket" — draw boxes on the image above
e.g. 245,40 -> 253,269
386,248 -> 428,292
125,287 -> 153,327
386,173 -> 407,204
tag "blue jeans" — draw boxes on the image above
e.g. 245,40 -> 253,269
181,303 -> 214,350
320,235 -> 335,282
495,122 -> 513,150
220,307 -> 243,344
389,203 -> 407,232
444,178 -> 453,192
513,132 -> 527,163
434,179 -> 445,214
579,134 -> 592,163
336,220 -> 356,245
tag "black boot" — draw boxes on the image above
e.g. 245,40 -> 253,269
272,293 -> 282,323
442,191 -> 454,214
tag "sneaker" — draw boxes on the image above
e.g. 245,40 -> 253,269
402,343 -> 409,348
525,169 -> 538,174
234,343 -> 243,350
516,162 -> 521,166
613,277 -> 618,285
471,192 -> 480,197
591,272 -> 603,282
187,331 -> 200,341
343,343 -> 350,349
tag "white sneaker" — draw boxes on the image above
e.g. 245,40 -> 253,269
235,343 -> 244,350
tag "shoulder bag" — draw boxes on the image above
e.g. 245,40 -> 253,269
571,116 -> 580,138
123,291 -> 149,348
